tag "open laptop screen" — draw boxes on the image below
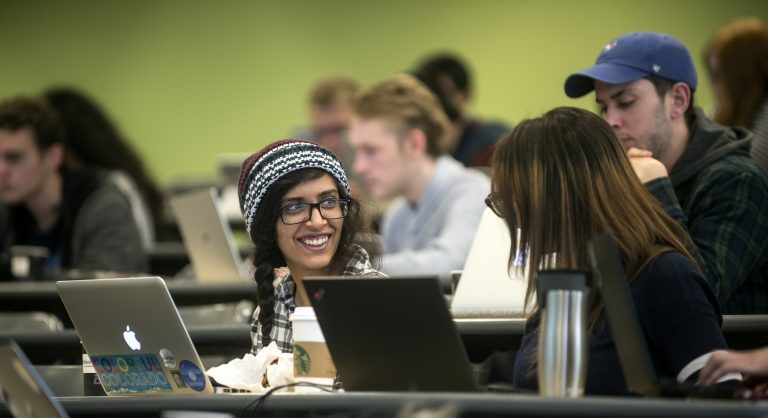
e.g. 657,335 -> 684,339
56,277 -> 214,396
304,275 -> 478,392
0,339 -> 69,418
169,187 -> 248,282
589,232 -> 658,396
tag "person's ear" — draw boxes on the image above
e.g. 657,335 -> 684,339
43,143 -> 65,170
403,128 -> 427,157
668,82 -> 691,120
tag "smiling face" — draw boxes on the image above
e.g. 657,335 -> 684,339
275,173 -> 344,281
595,78 -> 674,158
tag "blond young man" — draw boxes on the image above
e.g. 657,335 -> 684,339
348,74 -> 490,275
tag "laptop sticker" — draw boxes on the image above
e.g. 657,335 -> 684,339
171,370 -> 187,388
159,348 -> 176,368
91,354 -> 172,394
179,360 -> 207,391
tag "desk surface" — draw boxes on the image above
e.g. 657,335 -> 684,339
6,316 -> 768,365
1,392 -> 765,418
0,280 -> 257,303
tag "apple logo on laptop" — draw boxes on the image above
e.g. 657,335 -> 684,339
123,325 -> 141,350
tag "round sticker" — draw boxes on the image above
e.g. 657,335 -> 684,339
179,360 -> 206,392
159,348 -> 176,368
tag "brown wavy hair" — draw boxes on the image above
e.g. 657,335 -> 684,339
353,74 -> 451,158
490,107 -> 696,327
704,17 -> 768,128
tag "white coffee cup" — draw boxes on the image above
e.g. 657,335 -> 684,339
290,307 -> 335,392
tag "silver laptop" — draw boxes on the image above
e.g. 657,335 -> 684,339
56,277 -> 214,395
0,340 -> 69,418
169,187 -> 249,282
451,208 -> 527,317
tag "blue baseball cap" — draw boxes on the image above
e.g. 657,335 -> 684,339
564,32 -> 698,98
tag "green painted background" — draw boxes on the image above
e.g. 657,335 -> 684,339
1,0 -> 766,186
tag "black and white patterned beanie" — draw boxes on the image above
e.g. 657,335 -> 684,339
237,139 -> 350,237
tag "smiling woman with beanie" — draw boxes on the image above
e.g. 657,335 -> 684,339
237,139 -> 385,358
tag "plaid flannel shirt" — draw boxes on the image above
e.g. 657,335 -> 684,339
250,245 -> 385,388
646,110 -> 768,314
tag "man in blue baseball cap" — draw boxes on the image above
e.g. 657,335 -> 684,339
565,31 -> 768,314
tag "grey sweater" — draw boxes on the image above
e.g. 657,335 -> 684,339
0,170 -> 147,276
381,156 -> 490,275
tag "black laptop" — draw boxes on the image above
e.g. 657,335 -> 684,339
304,276 -> 479,392
589,232 -> 747,399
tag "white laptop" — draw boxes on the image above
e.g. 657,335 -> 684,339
169,187 -> 249,282
451,208 -> 528,318
0,340 -> 69,418
56,277 -> 214,395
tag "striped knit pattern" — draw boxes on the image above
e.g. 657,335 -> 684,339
238,140 -> 350,236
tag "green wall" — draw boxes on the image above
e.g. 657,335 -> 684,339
2,0 -> 766,186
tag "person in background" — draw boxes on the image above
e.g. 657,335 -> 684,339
348,74 -> 489,275
45,87 -> 164,250
0,95 -> 146,274
307,75 -> 358,158
703,17 -> 768,170
564,31 -> 768,314
238,139 -> 384,357
490,106 -> 732,395
414,53 -> 510,167
306,75 -> 370,201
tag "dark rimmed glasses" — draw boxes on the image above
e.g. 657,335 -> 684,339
485,193 -> 503,218
276,198 -> 350,225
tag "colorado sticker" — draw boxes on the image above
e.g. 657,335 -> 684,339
90,354 -> 171,394
179,360 -> 206,391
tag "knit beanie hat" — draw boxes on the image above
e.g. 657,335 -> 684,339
238,139 -> 351,236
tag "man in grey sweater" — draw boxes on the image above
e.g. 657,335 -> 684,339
0,96 -> 146,277
348,74 -> 490,275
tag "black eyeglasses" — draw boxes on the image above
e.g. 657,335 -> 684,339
485,193 -> 503,218
276,198 -> 350,225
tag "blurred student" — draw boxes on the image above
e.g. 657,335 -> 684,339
704,17 -> 768,169
306,75 -> 369,200
564,31 -> 768,314
45,87 -> 163,249
307,75 -> 358,157
414,53 -> 510,167
0,96 -> 146,274
238,140 -> 384,356
348,74 -> 489,275
491,106 -> 731,395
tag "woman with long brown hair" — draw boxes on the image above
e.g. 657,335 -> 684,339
704,17 -> 768,169
489,107 -> 732,395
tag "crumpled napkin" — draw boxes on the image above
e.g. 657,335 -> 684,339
206,342 -> 293,392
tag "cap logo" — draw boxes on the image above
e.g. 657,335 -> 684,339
652,64 -> 661,73
604,40 -> 618,51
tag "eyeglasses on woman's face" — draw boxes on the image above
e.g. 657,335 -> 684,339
276,197 -> 350,225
